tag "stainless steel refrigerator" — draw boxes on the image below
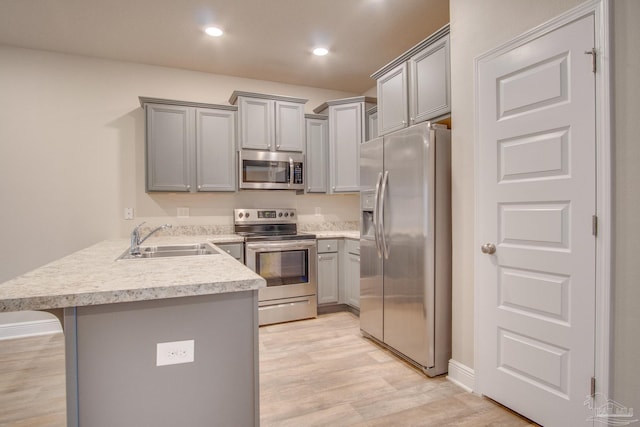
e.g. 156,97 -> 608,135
360,122 -> 451,377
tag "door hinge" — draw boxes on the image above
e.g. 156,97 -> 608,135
590,377 -> 596,396
592,215 -> 598,237
585,48 -> 596,73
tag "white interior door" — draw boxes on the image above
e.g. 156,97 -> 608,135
477,14 -> 596,427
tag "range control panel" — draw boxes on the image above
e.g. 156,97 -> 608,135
234,208 -> 297,224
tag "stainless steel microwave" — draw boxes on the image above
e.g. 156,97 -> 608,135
239,150 -> 305,190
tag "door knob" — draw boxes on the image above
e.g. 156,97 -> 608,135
481,243 -> 496,255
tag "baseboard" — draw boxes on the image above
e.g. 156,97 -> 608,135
0,319 -> 63,340
447,359 -> 476,393
317,303 -> 360,316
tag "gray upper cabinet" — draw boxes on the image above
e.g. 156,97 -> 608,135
409,34 -> 450,124
366,106 -> 379,141
314,96 -> 376,194
372,25 -> 450,137
377,63 -> 408,136
145,103 -> 194,192
196,108 -> 236,192
305,114 -> 328,193
230,91 -> 307,152
141,97 -> 237,193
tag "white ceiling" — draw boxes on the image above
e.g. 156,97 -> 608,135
0,0 -> 449,93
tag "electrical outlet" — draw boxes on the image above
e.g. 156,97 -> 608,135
124,207 -> 134,220
177,207 -> 190,218
156,340 -> 195,366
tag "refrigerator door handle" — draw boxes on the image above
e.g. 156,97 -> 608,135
379,170 -> 390,259
373,172 -> 383,257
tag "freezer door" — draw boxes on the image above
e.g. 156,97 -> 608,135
359,137 -> 384,340
382,123 -> 435,368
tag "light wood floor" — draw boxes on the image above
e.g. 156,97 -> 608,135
0,312 -> 536,426
260,311 -> 536,426
0,333 -> 66,427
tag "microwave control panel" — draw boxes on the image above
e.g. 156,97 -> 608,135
293,163 -> 303,184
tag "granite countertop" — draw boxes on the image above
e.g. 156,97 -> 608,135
0,235 -> 263,313
312,230 -> 360,240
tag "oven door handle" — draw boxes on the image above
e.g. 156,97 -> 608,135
246,240 -> 317,252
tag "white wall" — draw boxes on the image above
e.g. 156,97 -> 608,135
450,0 -> 640,412
0,46 -> 359,283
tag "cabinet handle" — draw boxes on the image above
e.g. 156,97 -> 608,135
197,185 -> 202,190
186,185 -> 191,190
277,144 -> 281,149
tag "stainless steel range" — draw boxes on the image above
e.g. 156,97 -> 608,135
234,208 -> 317,326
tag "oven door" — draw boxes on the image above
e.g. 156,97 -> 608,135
245,240 -> 317,301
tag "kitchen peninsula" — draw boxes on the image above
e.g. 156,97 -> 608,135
0,235 -> 265,427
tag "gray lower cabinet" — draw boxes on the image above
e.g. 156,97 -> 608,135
343,239 -> 361,308
142,98 -> 236,192
216,242 -> 244,264
305,114 -> 328,193
66,292 -> 259,427
317,239 -> 338,304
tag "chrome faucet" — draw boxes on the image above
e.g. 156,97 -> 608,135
129,222 -> 172,256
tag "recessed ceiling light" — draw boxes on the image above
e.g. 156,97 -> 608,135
313,47 -> 329,56
205,27 -> 224,37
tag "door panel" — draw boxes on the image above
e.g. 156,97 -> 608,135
359,138 -> 384,341
477,14 -> 596,427
383,124 -> 433,368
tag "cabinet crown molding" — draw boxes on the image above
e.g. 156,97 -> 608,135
228,90 -> 308,105
313,96 -> 377,114
305,113 -> 328,120
370,23 -> 450,80
138,96 -> 237,111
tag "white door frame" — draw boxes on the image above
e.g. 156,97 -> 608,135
474,0 -> 612,402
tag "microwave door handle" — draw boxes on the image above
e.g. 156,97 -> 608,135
289,157 -> 294,187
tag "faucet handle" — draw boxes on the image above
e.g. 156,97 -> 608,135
134,221 -> 146,230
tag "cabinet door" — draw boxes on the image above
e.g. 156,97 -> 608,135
346,252 -> 360,308
317,252 -> 339,304
146,104 -> 194,192
275,101 -> 305,152
377,62 -> 408,136
196,108 -> 236,192
305,118 -> 328,193
238,97 -> 273,150
409,34 -> 450,124
366,110 -> 378,141
329,102 -> 362,193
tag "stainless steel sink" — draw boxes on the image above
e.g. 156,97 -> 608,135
117,243 -> 220,260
